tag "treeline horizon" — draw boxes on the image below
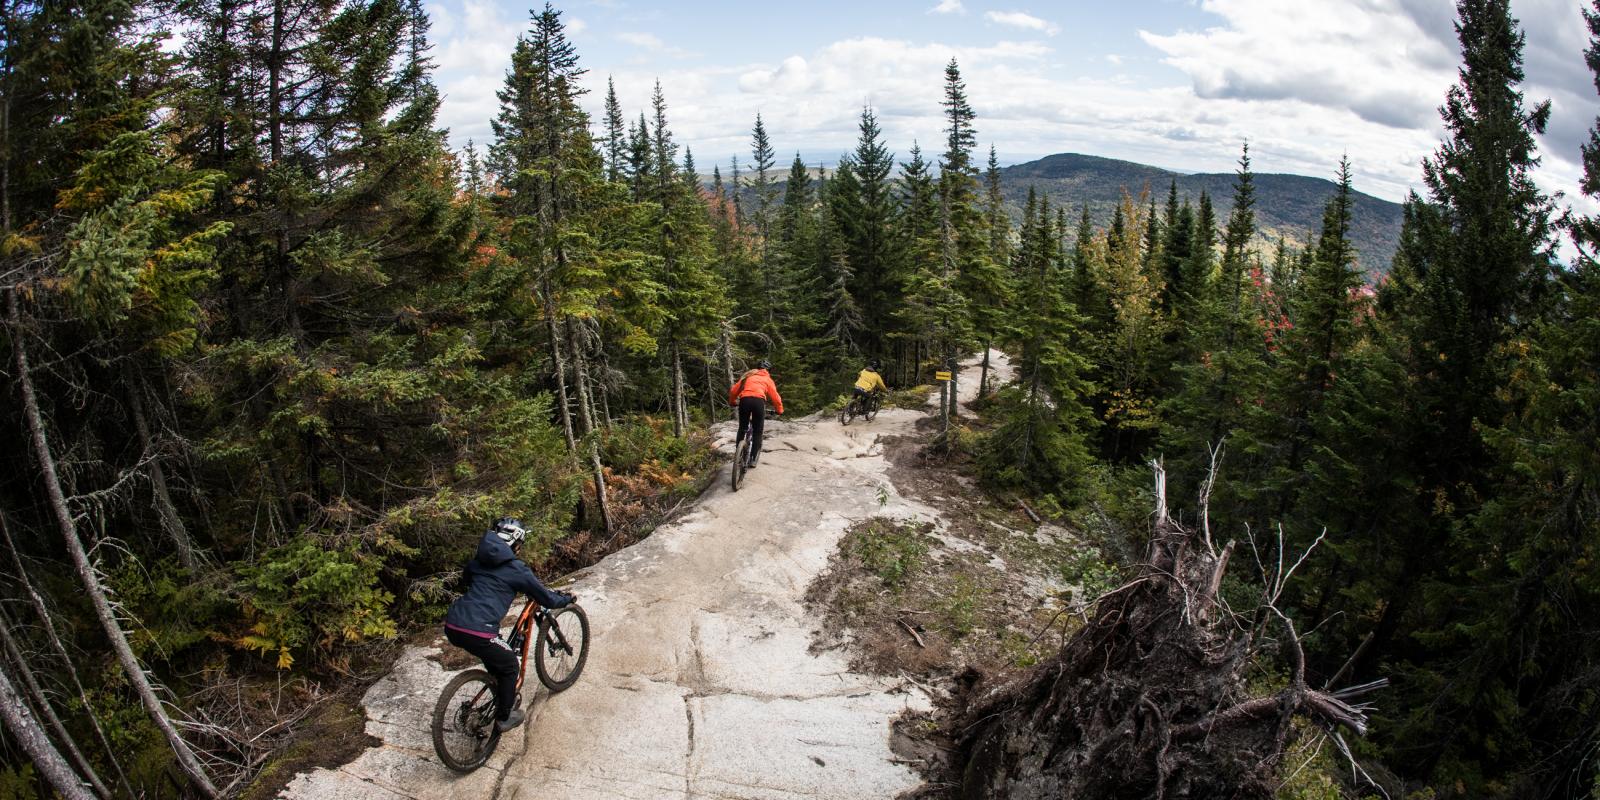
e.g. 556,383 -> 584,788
1,1 -> 1597,799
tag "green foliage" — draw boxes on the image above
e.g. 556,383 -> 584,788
845,519 -> 931,591
940,575 -> 985,639
1059,547 -> 1121,601
237,538 -> 400,669
0,764 -> 39,800
107,558 -> 230,661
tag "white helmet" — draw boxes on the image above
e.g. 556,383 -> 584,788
491,517 -> 528,549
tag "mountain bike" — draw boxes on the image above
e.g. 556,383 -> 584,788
431,597 -> 590,772
838,390 -> 882,426
730,408 -> 777,492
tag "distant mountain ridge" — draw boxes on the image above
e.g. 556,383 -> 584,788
998,153 -> 1403,277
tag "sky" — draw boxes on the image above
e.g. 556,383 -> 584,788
424,0 -> 1596,213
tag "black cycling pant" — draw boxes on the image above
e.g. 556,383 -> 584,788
735,396 -> 765,459
445,627 -> 519,720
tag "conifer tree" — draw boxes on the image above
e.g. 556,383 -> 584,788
895,142 -> 943,385
603,75 -> 626,182
978,144 -> 1012,396
980,191 -> 1094,496
1096,190 -> 1168,460
834,107 -> 897,362
1160,145 -> 1271,485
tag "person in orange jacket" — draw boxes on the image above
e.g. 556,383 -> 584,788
728,359 -> 783,469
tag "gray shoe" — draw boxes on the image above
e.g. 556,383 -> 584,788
495,707 -> 525,732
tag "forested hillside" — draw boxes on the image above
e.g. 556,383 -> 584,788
997,153 -> 1406,277
1,0 -> 1596,798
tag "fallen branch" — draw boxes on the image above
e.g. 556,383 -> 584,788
898,618 -> 927,648
1017,499 -> 1041,525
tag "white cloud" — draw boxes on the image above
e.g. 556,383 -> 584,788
568,17 -> 588,36
617,31 -> 698,59
984,10 -> 1059,36
1105,54 -> 1124,66
1136,0 -> 1594,214
426,0 -> 522,147
424,0 -> 1592,224
928,0 -> 965,14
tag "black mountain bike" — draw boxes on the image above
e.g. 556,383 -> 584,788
731,409 -> 777,492
431,598 -> 590,772
838,390 -> 882,426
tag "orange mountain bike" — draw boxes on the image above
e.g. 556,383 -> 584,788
430,597 -> 590,772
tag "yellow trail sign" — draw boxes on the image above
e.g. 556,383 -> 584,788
935,370 -> 952,381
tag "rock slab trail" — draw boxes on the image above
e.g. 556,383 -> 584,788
280,353 -> 1009,800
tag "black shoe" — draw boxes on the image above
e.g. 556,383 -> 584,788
495,707 -> 525,732
747,452 -> 760,469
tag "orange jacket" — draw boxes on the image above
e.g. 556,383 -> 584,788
728,369 -> 783,414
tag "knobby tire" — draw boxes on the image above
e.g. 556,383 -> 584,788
535,604 -> 591,691
431,669 -> 501,772
732,437 -> 748,491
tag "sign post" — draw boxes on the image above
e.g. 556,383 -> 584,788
937,365 -> 954,441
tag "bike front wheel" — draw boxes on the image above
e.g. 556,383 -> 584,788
731,438 -> 747,491
535,604 -> 591,691
864,396 -> 880,422
431,669 -> 502,772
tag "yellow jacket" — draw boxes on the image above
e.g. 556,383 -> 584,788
853,369 -> 887,393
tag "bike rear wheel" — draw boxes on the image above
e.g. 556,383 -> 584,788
535,604 -> 591,691
731,437 -> 748,491
431,669 -> 502,772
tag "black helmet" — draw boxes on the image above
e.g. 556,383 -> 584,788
869,359 -> 882,371
757,359 -> 771,370
491,517 -> 528,549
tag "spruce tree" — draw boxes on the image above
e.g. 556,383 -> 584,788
980,190 -> 1094,496
603,75 -> 625,182
835,107 -> 896,362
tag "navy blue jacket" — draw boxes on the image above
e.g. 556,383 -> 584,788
444,531 -> 568,635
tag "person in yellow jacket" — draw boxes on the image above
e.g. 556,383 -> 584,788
852,360 -> 889,405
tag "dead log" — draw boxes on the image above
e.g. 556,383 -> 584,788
951,462 -> 1383,800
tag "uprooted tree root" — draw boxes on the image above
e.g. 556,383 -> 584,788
949,465 -> 1384,799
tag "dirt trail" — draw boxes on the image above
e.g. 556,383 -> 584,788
280,352 -> 1010,800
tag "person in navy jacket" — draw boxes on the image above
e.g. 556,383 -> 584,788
443,518 -> 573,731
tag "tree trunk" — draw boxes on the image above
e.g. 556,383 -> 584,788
565,320 -> 610,533
542,279 -> 576,452
720,327 -> 737,421
7,291 -> 218,798
978,342 -> 991,398
1,6 -> 9,239
670,342 -> 685,438
0,610 -> 110,799
947,346 -> 960,420
0,658 -> 94,800
125,367 -> 200,572
0,514 -> 133,797
702,354 -> 716,420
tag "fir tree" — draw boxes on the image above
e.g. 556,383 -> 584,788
835,107 -> 896,362
602,75 -> 625,182
980,190 -> 1094,496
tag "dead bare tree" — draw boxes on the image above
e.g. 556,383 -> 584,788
1,512 -> 133,796
0,609 -> 111,799
0,656 -> 95,800
7,289 -> 219,798
952,460 -> 1385,799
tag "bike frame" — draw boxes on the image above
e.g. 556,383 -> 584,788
508,599 -> 539,693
